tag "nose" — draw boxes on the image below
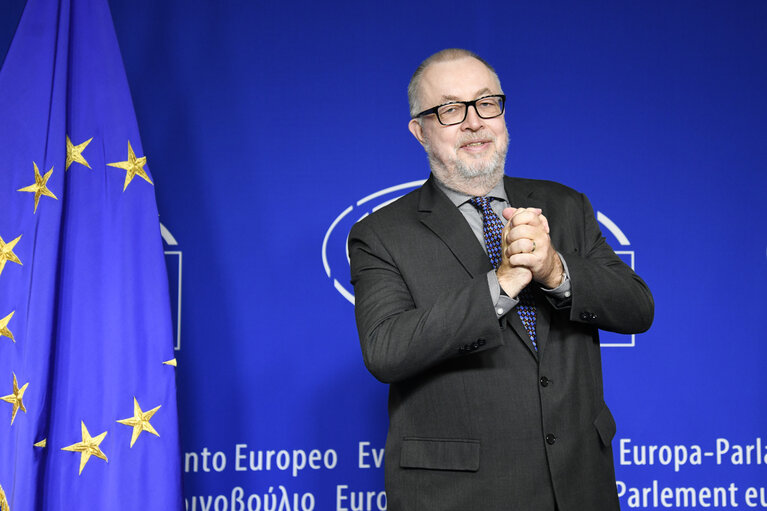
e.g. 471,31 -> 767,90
461,104 -> 484,131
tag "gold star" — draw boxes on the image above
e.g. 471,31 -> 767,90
17,162 -> 58,214
0,234 -> 22,278
34,438 -> 47,448
162,358 -> 177,367
116,397 -> 160,447
107,141 -> 153,191
61,421 -> 108,475
0,483 -> 8,511
0,372 -> 29,425
66,135 -> 93,170
0,311 -> 14,343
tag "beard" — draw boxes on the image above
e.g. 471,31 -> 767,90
425,129 -> 509,194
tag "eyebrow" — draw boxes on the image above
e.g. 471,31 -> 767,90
438,88 -> 494,103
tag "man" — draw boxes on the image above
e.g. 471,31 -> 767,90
348,49 -> 653,511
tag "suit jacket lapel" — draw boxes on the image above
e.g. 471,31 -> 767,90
417,176 -> 492,278
505,311 -> 539,360
532,288 -> 551,357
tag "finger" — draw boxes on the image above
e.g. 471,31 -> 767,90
510,209 -> 545,227
511,207 -> 543,216
539,213 -> 550,234
501,216 -> 514,260
510,210 -> 535,226
502,207 -> 517,221
507,224 -> 541,241
508,238 -> 536,256
507,253 -> 537,268
510,207 -> 541,218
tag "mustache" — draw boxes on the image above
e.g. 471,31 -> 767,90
456,131 -> 495,147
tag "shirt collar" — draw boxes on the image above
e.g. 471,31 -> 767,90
433,177 -> 508,207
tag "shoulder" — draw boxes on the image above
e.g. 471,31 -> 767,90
349,185 -> 424,237
505,176 -> 583,199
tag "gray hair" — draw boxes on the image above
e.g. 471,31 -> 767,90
407,49 -> 502,118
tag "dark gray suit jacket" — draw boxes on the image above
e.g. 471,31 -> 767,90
349,175 -> 653,511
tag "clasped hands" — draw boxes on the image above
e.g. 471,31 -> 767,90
496,207 -> 564,298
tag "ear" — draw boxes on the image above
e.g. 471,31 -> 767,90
408,118 -> 427,146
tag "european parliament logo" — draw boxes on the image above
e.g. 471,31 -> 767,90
322,180 -> 426,304
595,212 -> 637,348
161,223 -> 182,351
323,181 -> 640,347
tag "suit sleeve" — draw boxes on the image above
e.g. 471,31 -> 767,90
561,193 -> 654,334
349,220 -> 504,384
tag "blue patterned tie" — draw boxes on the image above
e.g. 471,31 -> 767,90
469,197 -> 538,350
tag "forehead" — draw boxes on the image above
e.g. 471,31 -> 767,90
419,57 -> 501,106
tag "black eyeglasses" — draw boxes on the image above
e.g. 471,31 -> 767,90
413,94 -> 506,126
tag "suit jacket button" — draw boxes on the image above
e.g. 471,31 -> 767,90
540,376 -> 549,387
477,338 -> 486,346
546,434 -> 557,445
590,312 -> 598,320
471,343 -> 479,350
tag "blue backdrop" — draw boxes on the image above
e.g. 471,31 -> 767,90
2,1 -> 766,509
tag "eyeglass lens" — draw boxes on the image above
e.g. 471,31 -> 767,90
437,96 -> 504,125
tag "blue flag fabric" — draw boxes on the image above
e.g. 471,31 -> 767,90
0,0 -> 183,509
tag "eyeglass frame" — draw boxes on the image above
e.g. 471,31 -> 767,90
412,94 -> 507,126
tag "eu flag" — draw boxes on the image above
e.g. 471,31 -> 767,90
0,0 -> 183,509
